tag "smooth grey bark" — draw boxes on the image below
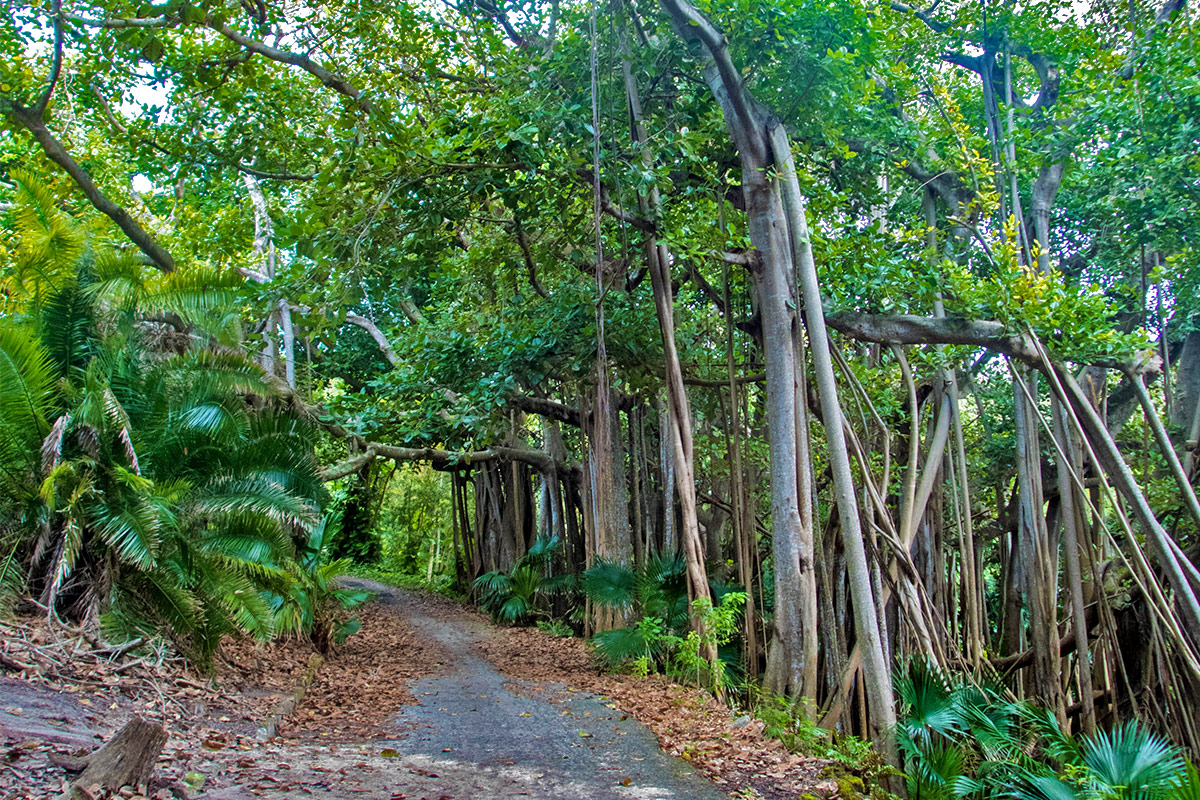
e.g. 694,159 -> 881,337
1053,401 -> 1096,734
1173,331 -> 1200,472
923,190 -> 983,665
278,298 -> 296,387
658,0 -> 894,751
1051,361 -> 1200,648
1129,371 -> 1200,539
346,312 -> 399,367
660,394 -> 677,556
777,322 -> 819,703
1013,369 -> 1065,724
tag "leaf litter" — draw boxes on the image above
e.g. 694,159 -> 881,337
3,586 -> 834,799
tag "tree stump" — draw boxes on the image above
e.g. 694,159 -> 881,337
61,716 -> 167,799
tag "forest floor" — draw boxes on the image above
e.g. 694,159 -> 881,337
1,579 -> 833,799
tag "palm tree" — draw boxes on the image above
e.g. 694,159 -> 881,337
1,169 -> 332,659
271,515 -> 371,654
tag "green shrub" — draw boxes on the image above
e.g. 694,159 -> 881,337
894,659 -> 1193,800
473,534 -> 575,624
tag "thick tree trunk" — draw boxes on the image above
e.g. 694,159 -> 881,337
1172,331 -> 1200,430
658,0 -> 894,753
279,299 -> 296,387
586,390 -> 633,631
659,395 -> 677,556
1013,370 -> 1066,723
1053,402 -> 1096,734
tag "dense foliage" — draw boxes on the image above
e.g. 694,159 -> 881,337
3,0 -> 1199,790
0,173 -> 353,658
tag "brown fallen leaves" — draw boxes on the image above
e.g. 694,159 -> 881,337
0,603 -> 439,799
6,590 -> 835,800
277,604 -> 445,741
476,626 -> 834,800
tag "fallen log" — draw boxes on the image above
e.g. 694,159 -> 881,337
61,716 -> 167,800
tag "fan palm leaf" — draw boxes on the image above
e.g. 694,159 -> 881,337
896,659 -> 966,748
1080,721 -> 1184,800
582,558 -> 638,609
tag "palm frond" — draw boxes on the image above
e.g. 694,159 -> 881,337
0,326 -> 57,486
45,514 -> 85,610
93,496 -> 162,569
1080,721 -> 1184,799
9,169 -> 85,293
896,659 -> 966,747
1168,762 -> 1200,800
474,570 -> 513,595
1008,773 -> 1083,800
496,594 -> 531,623
520,534 -> 561,565
39,284 -> 98,378
591,625 -> 657,667
582,558 -> 638,609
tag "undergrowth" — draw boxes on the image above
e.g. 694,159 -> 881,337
747,687 -> 898,799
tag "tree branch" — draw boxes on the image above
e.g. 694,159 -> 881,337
7,105 -> 175,271
234,163 -> 317,181
35,0 -> 65,115
887,0 -> 949,32
826,311 -> 1156,372
684,373 -> 765,387
345,313 -> 399,367
514,223 -> 550,298
1121,0 -> 1188,79
509,395 -> 580,427
65,13 -> 173,28
396,289 -> 426,324
208,22 -> 366,105
827,312 -> 1039,362
320,441 -> 574,480
659,0 -> 766,162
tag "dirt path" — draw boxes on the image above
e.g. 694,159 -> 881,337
194,578 -> 728,799
5,580 -> 829,799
